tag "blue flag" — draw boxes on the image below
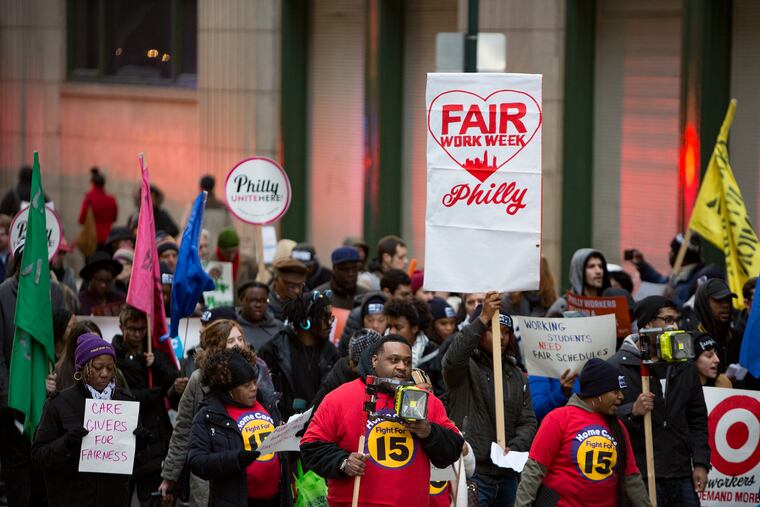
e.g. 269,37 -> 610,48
170,191 -> 215,340
740,287 -> 760,378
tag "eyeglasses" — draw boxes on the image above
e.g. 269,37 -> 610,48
654,314 -> 679,325
125,326 -> 147,335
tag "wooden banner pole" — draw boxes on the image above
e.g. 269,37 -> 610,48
492,311 -> 506,449
641,366 -> 657,507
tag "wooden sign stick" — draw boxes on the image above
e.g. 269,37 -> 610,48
492,311 -> 506,449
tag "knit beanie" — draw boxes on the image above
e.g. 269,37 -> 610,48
694,333 -> 717,357
349,328 -> 383,363
361,295 -> 387,319
429,297 -> 456,320
74,333 -> 115,371
633,296 -> 674,329
578,358 -> 627,398
470,304 -> 514,330
410,270 -> 425,294
227,349 -> 259,389
113,248 -> 134,264
217,227 -> 240,249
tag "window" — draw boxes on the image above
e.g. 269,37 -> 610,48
67,0 -> 197,86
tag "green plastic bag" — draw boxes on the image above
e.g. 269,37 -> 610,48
294,459 -> 328,507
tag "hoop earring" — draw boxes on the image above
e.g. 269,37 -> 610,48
300,319 -> 311,331
73,371 -> 83,381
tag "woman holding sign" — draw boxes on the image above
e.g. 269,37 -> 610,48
514,359 -> 651,507
188,347 -> 291,507
32,333 -> 146,507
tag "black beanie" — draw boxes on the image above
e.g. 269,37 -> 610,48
579,358 -> 627,398
227,350 -> 259,389
633,296 -> 675,329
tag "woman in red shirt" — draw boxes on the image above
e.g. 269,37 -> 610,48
188,347 -> 291,507
515,358 -> 651,507
78,167 -> 118,248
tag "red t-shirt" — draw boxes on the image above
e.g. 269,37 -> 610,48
225,402 -> 280,500
429,481 -> 451,507
529,405 -> 639,507
301,378 -> 459,507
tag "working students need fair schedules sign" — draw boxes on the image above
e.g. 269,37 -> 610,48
424,73 -> 542,293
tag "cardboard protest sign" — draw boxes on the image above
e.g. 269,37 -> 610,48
424,73 -> 542,293
564,292 -> 632,338
700,387 -> 760,507
204,261 -> 234,308
518,315 -> 616,378
79,399 -> 140,475
256,407 -> 314,454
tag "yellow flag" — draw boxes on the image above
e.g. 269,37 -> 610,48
689,99 -> 760,309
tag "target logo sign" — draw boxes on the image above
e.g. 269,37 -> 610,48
707,395 -> 760,476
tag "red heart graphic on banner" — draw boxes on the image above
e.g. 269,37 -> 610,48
427,89 -> 542,182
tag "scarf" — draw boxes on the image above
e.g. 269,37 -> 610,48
85,379 -> 116,400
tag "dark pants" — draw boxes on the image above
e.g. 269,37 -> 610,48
471,473 -> 517,507
648,478 -> 699,507
248,497 -> 278,507
0,408 -> 47,507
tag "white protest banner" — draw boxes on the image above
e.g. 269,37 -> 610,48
256,407 -> 314,454
79,399 -> 140,475
517,315 -> 616,378
10,202 -> 62,261
424,73 -> 542,292
225,157 -> 291,225
699,387 -> 760,507
204,261 -> 234,308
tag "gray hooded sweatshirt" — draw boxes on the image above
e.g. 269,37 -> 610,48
546,248 -> 610,316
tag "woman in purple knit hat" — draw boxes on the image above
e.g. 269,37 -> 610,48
32,333 -> 146,507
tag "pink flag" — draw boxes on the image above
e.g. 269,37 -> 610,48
127,154 -> 177,366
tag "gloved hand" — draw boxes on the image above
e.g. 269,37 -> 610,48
64,426 -> 89,450
133,426 -> 153,450
238,448 -> 260,468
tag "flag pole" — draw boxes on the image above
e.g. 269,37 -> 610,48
147,312 -> 154,388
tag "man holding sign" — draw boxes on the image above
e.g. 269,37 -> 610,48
443,293 -> 537,506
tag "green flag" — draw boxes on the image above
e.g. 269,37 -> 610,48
8,152 -> 55,439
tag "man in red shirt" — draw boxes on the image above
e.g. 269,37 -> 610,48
301,335 -> 463,507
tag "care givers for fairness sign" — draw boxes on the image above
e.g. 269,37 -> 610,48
424,73 -> 542,292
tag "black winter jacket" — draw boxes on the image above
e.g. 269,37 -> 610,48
442,319 -> 537,480
188,394 -> 292,507
31,384 -> 133,507
311,356 -> 357,410
112,334 -> 179,479
259,328 -> 338,420
607,339 -> 710,479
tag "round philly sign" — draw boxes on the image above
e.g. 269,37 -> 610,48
9,203 -> 62,262
225,157 -> 291,225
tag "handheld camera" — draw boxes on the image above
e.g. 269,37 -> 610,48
638,327 -> 695,363
363,375 -> 429,423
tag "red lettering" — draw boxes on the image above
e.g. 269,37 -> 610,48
499,103 -> 527,133
441,182 -> 528,215
459,104 -> 489,135
441,105 -> 463,135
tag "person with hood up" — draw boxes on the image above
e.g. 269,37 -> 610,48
442,292 -> 536,506
188,347 -> 291,507
32,333 -> 148,507
316,246 -> 368,310
300,335 -> 464,507
160,319 -> 276,505
691,278 -> 740,373
291,243 -> 332,291
515,359 -> 651,507
259,289 -> 338,419
693,333 -> 732,387
607,295 -> 709,507
236,281 -> 285,351
546,248 -> 611,317
311,328 -> 383,410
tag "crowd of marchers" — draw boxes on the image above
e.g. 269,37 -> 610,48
0,166 -> 757,507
